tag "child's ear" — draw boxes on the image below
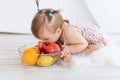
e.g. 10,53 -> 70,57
55,28 -> 61,34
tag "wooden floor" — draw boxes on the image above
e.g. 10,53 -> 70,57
0,33 -> 120,80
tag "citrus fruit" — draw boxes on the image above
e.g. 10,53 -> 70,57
53,56 -> 59,62
37,56 -> 54,67
22,48 -> 39,66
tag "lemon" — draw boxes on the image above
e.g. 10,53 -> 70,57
37,56 -> 54,67
53,56 -> 59,62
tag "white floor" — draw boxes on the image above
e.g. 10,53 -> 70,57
0,33 -> 120,80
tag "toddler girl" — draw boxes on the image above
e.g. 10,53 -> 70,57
31,9 -> 108,62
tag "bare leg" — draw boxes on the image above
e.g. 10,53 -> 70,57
80,44 -> 99,55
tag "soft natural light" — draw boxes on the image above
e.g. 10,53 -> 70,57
85,0 -> 120,33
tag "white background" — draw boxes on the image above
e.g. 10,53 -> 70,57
0,0 -> 120,34
0,0 -> 96,34
85,0 -> 120,33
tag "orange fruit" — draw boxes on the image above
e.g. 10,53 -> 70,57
22,47 -> 39,66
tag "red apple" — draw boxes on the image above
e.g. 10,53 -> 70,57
46,43 -> 61,54
39,42 -> 48,53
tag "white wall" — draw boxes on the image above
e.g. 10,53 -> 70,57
0,0 -> 36,33
85,0 -> 120,33
0,0 -> 97,33
56,0 -> 97,24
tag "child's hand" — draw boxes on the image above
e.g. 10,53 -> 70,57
60,45 -> 72,62
60,45 -> 71,57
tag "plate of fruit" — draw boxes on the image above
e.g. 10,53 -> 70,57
18,41 -> 61,67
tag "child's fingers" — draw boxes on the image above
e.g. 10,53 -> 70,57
60,51 -> 65,57
60,50 -> 66,57
60,51 -> 70,58
60,54 -> 64,58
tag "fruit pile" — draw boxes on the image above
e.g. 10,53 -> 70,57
22,42 -> 61,67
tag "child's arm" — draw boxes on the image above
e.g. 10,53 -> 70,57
68,43 -> 88,55
64,27 -> 88,54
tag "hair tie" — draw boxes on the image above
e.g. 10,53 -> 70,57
48,12 -> 53,17
37,8 -> 41,12
35,0 -> 40,12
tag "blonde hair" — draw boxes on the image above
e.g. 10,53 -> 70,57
31,8 -> 64,39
